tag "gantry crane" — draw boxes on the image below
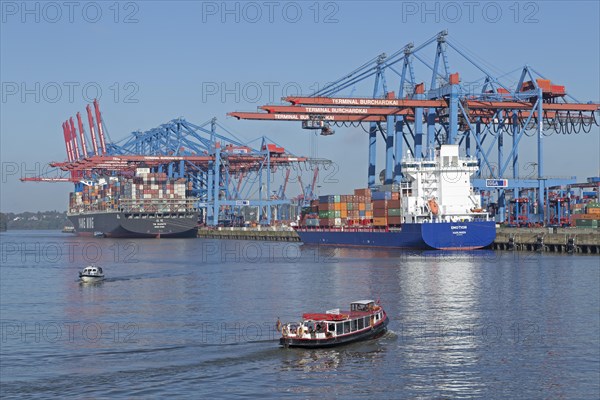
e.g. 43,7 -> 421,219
22,101 -> 329,226
229,30 -> 599,225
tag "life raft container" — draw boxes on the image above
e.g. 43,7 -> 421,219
428,199 -> 440,215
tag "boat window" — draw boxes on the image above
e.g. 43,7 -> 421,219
351,319 -> 358,331
328,323 -> 335,333
364,317 -> 370,327
343,321 -> 350,334
358,318 -> 364,330
336,323 -> 343,335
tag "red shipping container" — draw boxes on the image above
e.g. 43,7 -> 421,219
388,199 -> 401,208
320,203 -> 333,211
373,200 -> 388,210
387,216 -> 402,225
354,188 -> 371,197
373,208 -> 387,217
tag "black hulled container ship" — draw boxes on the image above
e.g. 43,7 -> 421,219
68,168 -> 198,238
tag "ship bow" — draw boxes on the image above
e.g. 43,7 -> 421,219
421,221 -> 496,250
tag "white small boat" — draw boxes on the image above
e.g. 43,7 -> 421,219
79,265 -> 105,282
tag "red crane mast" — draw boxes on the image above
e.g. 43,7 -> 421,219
86,104 -> 99,156
93,99 -> 107,155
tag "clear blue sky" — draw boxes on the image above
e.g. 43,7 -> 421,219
1,0 -> 599,212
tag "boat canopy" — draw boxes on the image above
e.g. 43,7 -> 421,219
350,300 -> 376,311
302,313 -> 349,321
83,266 -> 102,273
352,300 -> 375,304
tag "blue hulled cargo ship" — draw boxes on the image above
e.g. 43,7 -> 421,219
295,221 -> 496,250
296,145 -> 496,250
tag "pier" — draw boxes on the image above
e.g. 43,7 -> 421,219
197,227 -> 300,242
198,226 -> 599,254
493,227 -> 600,254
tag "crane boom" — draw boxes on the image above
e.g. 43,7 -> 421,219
86,104 -> 99,155
69,117 -> 80,160
76,112 -> 88,158
93,99 -> 107,154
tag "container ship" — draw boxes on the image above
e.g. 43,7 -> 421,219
295,145 -> 496,250
68,168 -> 198,238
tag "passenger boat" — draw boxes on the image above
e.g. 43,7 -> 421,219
279,300 -> 388,348
79,265 -> 105,282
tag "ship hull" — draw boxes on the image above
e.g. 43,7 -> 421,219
280,317 -> 389,348
296,221 -> 496,250
68,211 -> 199,238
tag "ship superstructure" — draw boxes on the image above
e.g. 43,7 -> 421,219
400,145 -> 487,224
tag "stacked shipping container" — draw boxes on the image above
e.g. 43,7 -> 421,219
372,191 -> 402,226
301,188 -> 401,228
573,202 -> 600,228
69,171 -> 192,214
69,177 -> 120,212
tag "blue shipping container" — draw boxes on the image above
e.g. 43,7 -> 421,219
372,191 -> 391,200
319,195 -> 336,203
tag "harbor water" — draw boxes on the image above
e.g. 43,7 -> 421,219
1,231 -> 599,398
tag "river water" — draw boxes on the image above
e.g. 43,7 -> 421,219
1,230 -> 598,398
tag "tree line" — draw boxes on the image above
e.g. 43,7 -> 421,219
0,211 -> 71,231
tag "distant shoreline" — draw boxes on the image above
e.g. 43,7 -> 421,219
1,211 -> 70,231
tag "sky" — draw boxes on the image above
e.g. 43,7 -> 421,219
1,0 -> 599,212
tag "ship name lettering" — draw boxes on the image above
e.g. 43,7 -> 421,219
79,217 -> 94,229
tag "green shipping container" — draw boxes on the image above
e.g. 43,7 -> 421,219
305,218 -> 320,227
575,219 -> 598,228
387,208 -> 402,216
319,210 -> 335,219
